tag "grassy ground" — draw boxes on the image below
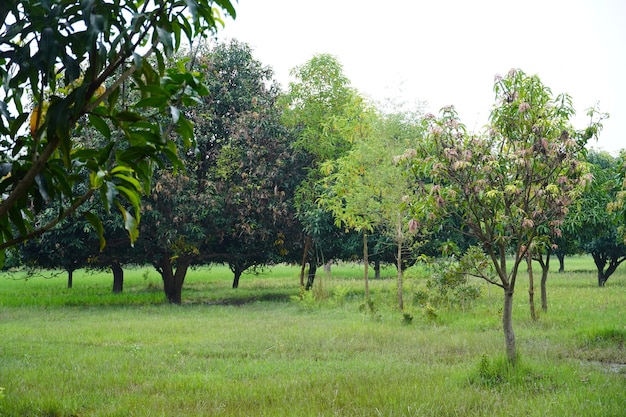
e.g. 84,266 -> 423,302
0,257 -> 624,416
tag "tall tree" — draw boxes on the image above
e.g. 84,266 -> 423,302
138,40 -> 304,302
195,40 -> 305,289
406,69 -> 604,363
0,0 -> 236,264
281,54 -> 371,288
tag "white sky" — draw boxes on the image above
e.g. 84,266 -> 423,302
219,0 -> 625,154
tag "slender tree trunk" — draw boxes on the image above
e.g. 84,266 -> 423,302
540,251 -> 550,313
363,233 -> 369,300
557,253 -> 565,273
67,269 -> 73,289
305,262 -> 317,290
323,261 -> 331,275
396,216 -> 404,311
300,235 -> 311,288
527,255 -> 537,321
111,261 -> 124,293
396,240 -> 404,311
502,287 -> 517,364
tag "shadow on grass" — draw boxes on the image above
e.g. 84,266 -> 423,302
194,292 -> 294,306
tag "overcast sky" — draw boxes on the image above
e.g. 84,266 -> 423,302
219,0 -> 624,154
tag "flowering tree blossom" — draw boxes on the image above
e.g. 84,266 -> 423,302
406,69 -> 606,363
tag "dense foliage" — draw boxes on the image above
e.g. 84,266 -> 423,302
571,150 -> 626,286
0,0 -> 235,264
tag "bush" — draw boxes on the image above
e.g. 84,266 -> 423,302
409,257 -> 482,311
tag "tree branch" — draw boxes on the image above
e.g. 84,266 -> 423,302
0,188 -> 95,250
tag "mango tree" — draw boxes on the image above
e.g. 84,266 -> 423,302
281,54 -> 371,288
195,40 -> 305,289
405,69 -> 604,363
137,40 -> 303,302
319,109 -> 425,308
574,150 -> 626,286
0,0 -> 235,265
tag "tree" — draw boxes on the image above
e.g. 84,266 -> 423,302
137,40 -> 304,302
319,108 -> 425,309
281,54 -> 371,288
136,168 -> 210,303
85,209 -> 136,293
20,204 -> 133,292
20,211 -> 91,288
0,0 -> 236,265
194,40 -> 305,289
573,150 -> 626,286
406,69 -> 604,363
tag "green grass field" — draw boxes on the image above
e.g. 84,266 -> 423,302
0,257 -> 624,416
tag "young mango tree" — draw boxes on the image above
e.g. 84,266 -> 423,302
405,69 -> 604,363
0,0 -> 235,265
318,149 -> 379,301
319,109 -> 425,309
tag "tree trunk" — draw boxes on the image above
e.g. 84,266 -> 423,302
557,253 -> 565,273
67,269 -> 73,289
396,240 -> 404,311
396,215 -> 405,311
111,261 -> 124,293
540,252 -> 550,313
363,233 -> 370,300
159,255 -> 191,304
323,261 -> 331,275
502,288 -> 517,364
300,235 -> 311,288
374,260 -> 381,280
527,255 -> 537,321
305,262 -> 317,290
232,267 -> 243,289
591,252 -> 611,287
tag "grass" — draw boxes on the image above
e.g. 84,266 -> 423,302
0,257 -> 624,416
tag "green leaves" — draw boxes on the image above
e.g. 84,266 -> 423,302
0,0 -> 238,264
410,69 -> 603,290
283,54 -> 370,162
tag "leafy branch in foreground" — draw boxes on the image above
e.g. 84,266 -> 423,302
0,0 -> 236,264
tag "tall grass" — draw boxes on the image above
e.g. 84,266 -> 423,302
0,258 -> 624,416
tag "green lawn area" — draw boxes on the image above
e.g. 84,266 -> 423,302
0,257 -> 624,416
